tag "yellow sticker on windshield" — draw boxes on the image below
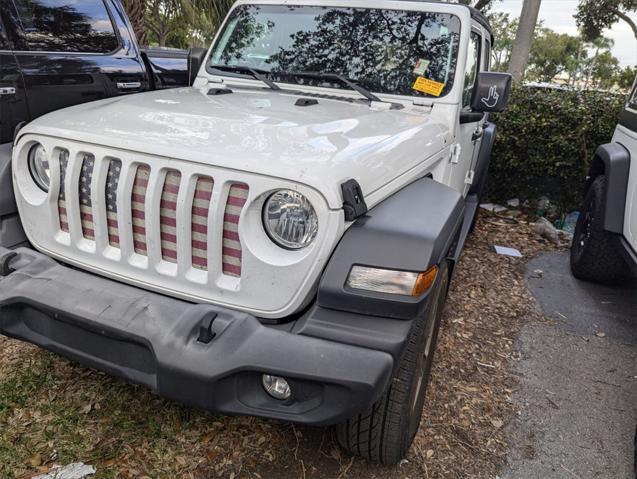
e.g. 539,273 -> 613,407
412,77 -> 445,97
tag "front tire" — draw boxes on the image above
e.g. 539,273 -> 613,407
336,262 -> 449,465
570,175 -> 629,284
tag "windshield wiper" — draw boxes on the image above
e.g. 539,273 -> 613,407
209,64 -> 280,91
290,72 -> 382,103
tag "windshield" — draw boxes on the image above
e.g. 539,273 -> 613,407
208,5 -> 461,98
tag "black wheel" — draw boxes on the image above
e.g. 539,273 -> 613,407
336,263 -> 449,465
570,175 -> 629,284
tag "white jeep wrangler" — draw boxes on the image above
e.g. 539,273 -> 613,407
571,76 -> 637,284
0,0 -> 511,464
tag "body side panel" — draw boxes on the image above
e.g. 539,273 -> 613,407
613,124 -> 637,254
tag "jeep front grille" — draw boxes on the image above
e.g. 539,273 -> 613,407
56,155 -> 249,278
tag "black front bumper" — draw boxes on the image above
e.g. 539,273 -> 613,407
0,248 -> 415,426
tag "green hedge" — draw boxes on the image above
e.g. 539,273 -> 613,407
486,86 -> 627,212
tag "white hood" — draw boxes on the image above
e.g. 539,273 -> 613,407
21,86 -> 450,208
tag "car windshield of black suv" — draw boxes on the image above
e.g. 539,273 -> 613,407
208,4 -> 461,98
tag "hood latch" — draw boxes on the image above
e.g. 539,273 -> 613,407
341,179 -> 368,221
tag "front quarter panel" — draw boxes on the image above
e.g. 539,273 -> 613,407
318,177 -> 464,320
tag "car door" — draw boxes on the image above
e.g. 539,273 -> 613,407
9,0 -> 148,121
449,29 -> 482,196
0,1 -> 29,144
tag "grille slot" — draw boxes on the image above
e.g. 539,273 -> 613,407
57,150 -> 69,233
160,170 -> 181,263
191,176 -> 214,270
105,159 -> 122,247
78,154 -> 96,240
131,165 -> 150,256
222,184 -> 248,277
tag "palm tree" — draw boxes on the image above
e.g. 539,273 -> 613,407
122,0 -> 147,46
582,37 -> 614,88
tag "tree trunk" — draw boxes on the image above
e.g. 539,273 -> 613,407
612,8 -> 637,41
508,0 -> 542,82
122,0 -> 147,47
474,0 -> 492,10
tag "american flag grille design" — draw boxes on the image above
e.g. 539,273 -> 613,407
79,154 -> 96,240
132,165 -> 150,255
52,151 -> 250,279
57,151 -> 69,232
106,159 -> 122,247
222,184 -> 249,277
160,170 -> 181,263
191,176 -> 214,270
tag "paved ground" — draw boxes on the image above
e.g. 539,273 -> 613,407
502,252 -> 637,479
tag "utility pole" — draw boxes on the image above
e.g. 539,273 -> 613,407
508,0 -> 542,82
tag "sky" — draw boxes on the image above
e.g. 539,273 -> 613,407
489,0 -> 637,68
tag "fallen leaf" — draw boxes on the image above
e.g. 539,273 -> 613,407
27,454 -> 42,468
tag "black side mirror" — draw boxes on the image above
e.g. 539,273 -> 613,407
188,47 -> 208,86
471,72 -> 512,113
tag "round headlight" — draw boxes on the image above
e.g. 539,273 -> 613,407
28,143 -> 50,191
263,190 -> 318,250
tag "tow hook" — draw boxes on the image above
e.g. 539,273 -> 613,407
0,249 -> 17,277
197,312 -> 218,344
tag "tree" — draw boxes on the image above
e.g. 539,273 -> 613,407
616,66 -> 637,90
145,0 -> 187,47
181,0 -> 236,46
509,0 -> 543,82
488,12 -> 518,70
590,50 -> 620,88
579,37 -> 615,88
122,0 -> 147,46
576,0 -> 637,42
527,29 -> 582,82
459,0 -> 496,10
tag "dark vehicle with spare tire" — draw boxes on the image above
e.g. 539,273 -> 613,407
570,76 -> 637,283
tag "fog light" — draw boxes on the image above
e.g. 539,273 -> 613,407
262,374 -> 292,400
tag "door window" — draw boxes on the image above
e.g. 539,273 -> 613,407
483,39 -> 491,71
462,32 -> 481,107
12,0 -> 118,53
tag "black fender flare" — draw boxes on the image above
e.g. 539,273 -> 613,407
0,143 -> 17,218
317,177 -> 464,320
585,143 -> 630,234
469,121 -> 496,197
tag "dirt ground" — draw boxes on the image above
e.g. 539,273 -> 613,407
0,214 -> 561,479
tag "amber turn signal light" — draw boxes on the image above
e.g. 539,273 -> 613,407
412,265 -> 439,297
